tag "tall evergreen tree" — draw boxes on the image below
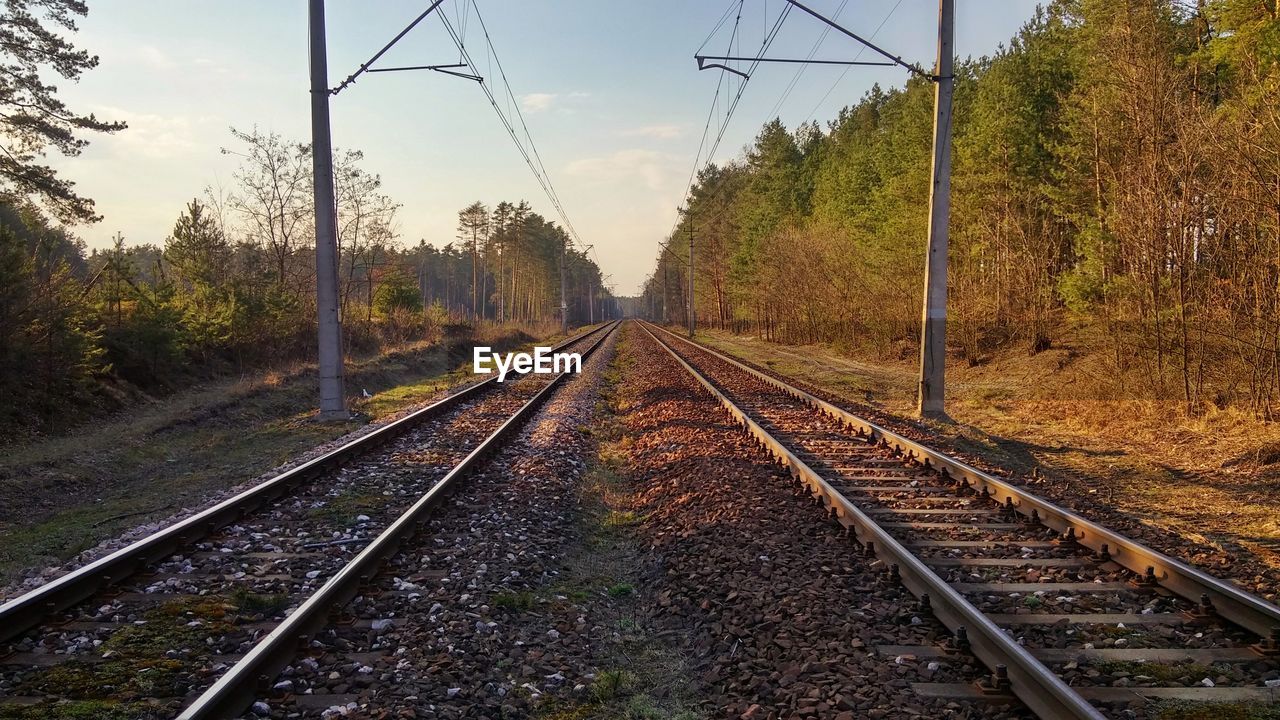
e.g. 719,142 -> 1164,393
0,0 -> 125,223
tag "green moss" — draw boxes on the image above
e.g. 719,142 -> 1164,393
1154,700 -> 1280,720
1095,659 -> 1215,683
0,699 -> 169,720
229,587 -> 290,616
20,658 -> 186,701
308,489 -> 384,522
607,583 -> 635,598
493,590 -> 537,611
101,599 -> 235,658
591,669 -> 635,701
16,597 -> 236,701
535,701 -> 599,720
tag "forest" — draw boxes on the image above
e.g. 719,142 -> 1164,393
0,124 -> 612,436
645,0 -> 1280,416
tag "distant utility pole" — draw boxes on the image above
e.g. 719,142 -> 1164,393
917,0 -> 954,419
687,213 -> 695,337
559,240 -> 568,331
660,267 -> 667,321
309,0 -> 346,420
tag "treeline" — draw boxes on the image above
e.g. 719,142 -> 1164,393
452,200 -> 614,325
644,0 -> 1280,416
0,126 -> 611,435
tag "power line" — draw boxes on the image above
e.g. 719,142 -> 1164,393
660,1 -> 791,256
465,4 -> 576,239
463,1 -> 599,268
438,4 -> 595,267
653,0 -> 743,261
703,4 -> 792,175
329,2 -> 585,256
697,0 -> 741,55
761,0 -> 851,123
800,0 -> 904,125
680,1 -> 744,228
665,0 -> 905,247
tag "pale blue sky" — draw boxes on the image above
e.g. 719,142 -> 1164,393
54,1 -> 1042,294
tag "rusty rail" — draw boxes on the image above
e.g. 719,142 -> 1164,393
176,320 -> 618,719
642,320 -> 1280,720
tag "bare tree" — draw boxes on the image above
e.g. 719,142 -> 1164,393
222,127 -> 313,289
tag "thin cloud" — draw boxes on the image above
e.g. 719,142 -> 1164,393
131,44 -> 176,71
621,124 -> 684,140
520,91 -> 591,113
520,93 -> 557,113
85,105 -> 213,161
566,149 -> 680,192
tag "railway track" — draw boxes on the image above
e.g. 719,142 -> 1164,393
639,321 -> 1280,720
0,321 -> 618,720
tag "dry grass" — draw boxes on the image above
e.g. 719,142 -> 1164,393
695,329 -> 1280,569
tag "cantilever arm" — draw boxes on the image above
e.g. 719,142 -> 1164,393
696,55 -> 750,79
369,64 -> 483,83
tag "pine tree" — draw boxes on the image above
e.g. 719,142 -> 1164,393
0,0 -> 126,223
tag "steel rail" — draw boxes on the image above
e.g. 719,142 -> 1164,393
643,323 -> 1280,639
177,321 -> 618,720
0,322 -> 615,645
639,321 -> 1106,720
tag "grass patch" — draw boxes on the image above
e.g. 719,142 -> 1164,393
603,510 -> 643,528
534,326 -> 703,720
492,590 -> 537,611
591,669 -> 635,701
535,701 -> 600,720
523,328 -> 705,720
358,377 -> 458,418
620,695 -> 701,720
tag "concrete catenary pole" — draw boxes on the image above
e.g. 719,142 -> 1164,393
916,0 -> 953,419
309,0 -> 346,420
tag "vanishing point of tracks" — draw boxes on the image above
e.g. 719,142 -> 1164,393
0,321 -> 618,720
638,321 -> 1280,720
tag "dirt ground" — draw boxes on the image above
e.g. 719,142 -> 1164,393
693,329 -> 1280,577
